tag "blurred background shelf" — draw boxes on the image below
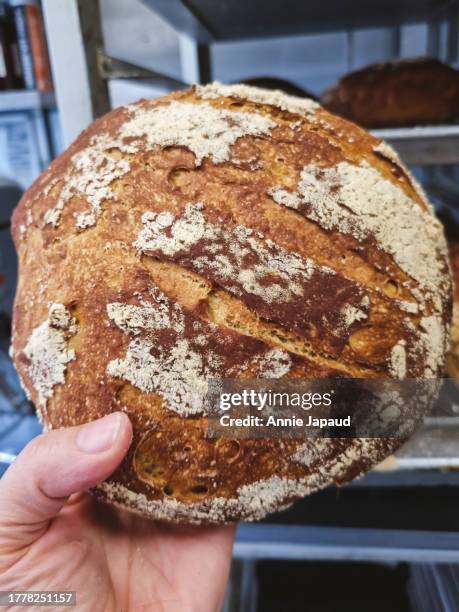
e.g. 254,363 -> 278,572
0,89 -> 55,112
373,124 -> 459,165
142,0 -> 459,42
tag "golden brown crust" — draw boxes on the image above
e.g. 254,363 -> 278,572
12,84 -> 451,524
321,58 -> 459,128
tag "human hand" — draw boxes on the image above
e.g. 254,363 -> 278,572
0,413 -> 235,611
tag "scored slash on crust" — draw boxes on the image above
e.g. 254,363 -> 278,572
105,286 -> 292,416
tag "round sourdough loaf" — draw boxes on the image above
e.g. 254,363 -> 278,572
11,83 -> 451,524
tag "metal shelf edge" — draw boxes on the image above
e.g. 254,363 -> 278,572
234,524 -> 459,562
0,90 -> 56,113
372,124 -> 459,165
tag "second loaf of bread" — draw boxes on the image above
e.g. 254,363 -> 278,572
321,58 -> 459,127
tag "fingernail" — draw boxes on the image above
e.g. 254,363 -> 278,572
76,413 -> 123,453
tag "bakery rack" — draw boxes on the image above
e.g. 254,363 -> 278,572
142,0 -> 457,42
0,90 -> 54,113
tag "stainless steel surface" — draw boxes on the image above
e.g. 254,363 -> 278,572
373,125 -> 459,165
235,525 -> 459,562
178,35 -> 212,84
76,0 -> 111,120
408,564 -> 459,611
97,50 -> 188,89
394,420 -> 459,468
389,380 -> 459,469
353,470 -> 459,487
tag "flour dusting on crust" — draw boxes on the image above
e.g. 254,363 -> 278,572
23,303 -> 77,407
373,140 -> 431,208
419,315 -> 447,377
403,313 -> 447,377
268,161 -> 447,297
134,202 -> 371,349
397,300 -> 419,314
248,348 -> 292,379
341,303 -> 368,328
44,135 -> 130,229
107,296 -> 184,335
195,82 -> 319,118
44,99 -> 276,229
96,478 -> 310,523
18,83 -> 450,526
106,286 -> 293,416
134,203 -> 316,304
106,292 -> 210,415
119,100 -> 276,165
389,339 -> 407,379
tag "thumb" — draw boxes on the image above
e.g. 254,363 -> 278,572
0,412 -> 132,550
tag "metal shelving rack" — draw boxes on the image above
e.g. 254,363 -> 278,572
372,125 -> 459,165
0,89 -> 55,112
143,0 -> 458,41
0,89 -> 56,175
142,0 -> 459,71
